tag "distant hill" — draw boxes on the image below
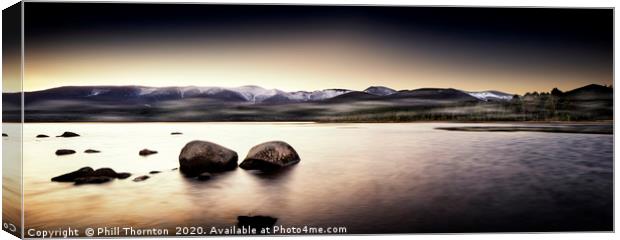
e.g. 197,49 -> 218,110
563,84 -> 613,101
388,88 -> 480,102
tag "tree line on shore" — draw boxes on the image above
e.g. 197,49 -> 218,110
319,85 -> 613,122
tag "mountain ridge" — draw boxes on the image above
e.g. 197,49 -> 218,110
7,85 -> 517,104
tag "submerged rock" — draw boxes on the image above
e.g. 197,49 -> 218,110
179,140 -> 238,176
51,167 -> 131,184
239,141 -> 300,171
133,175 -> 150,182
171,132 -> 183,135
51,167 -> 94,182
197,172 -> 212,181
74,176 -> 112,185
84,149 -> 101,153
116,172 -> 132,179
92,168 -> 120,178
55,149 -> 76,155
237,216 -> 278,229
36,134 -> 49,138
57,132 -> 80,137
139,149 -> 158,156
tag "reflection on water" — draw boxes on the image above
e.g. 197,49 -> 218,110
15,122 -> 613,234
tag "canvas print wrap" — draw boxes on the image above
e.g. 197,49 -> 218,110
1,2 -> 614,238
2,2 -> 23,238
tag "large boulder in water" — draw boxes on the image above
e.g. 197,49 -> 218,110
179,140 -> 238,176
239,141 -> 300,171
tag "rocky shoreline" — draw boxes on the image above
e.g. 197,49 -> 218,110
50,131 -> 301,185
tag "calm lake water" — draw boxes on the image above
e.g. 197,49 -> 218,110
7,122 -> 614,234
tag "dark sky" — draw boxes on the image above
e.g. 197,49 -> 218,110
22,3 -> 613,93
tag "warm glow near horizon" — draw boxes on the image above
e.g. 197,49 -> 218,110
15,4 -> 612,95
22,36 -> 611,95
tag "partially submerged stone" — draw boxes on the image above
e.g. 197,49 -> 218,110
240,141 -> 300,171
92,168 -> 120,178
57,132 -> 80,137
133,175 -> 150,182
116,173 -> 132,179
55,149 -> 76,156
74,176 -> 112,185
179,140 -> 238,176
237,216 -> 278,229
51,167 -> 131,184
139,149 -> 158,156
51,167 -> 94,182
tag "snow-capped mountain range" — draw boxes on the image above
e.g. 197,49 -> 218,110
132,85 -> 354,103
15,85 -> 515,105
125,85 -> 510,102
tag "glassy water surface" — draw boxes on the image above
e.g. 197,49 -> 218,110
15,122 -> 613,233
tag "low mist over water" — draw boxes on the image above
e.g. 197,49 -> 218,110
11,122 -> 613,233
